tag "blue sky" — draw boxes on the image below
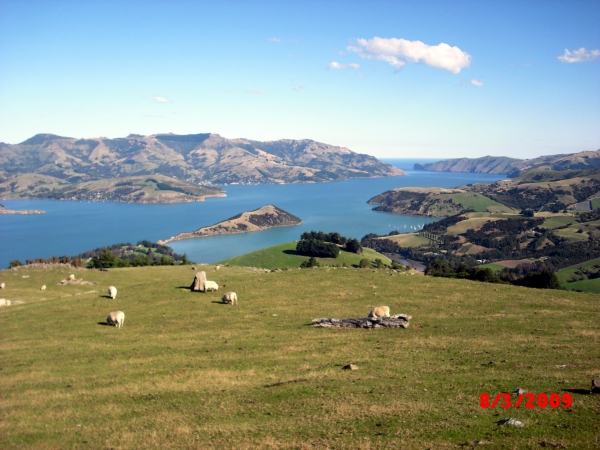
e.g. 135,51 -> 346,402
0,0 -> 598,159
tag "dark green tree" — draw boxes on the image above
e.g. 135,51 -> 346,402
88,247 -> 118,268
345,238 -> 363,254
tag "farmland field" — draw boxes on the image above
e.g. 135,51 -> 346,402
379,233 -> 430,247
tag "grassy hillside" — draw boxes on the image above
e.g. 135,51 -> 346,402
380,233 -> 430,247
369,188 -> 513,217
219,241 -> 391,269
0,265 -> 598,449
557,257 -> 600,293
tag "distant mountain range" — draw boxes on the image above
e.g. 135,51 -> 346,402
414,150 -> 600,177
0,132 -> 405,203
0,132 -> 405,185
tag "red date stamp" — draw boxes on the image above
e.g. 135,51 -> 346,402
480,392 -> 572,409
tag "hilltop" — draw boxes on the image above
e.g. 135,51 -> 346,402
0,133 -> 405,195
159,205 -> 302,244
414,149 -> 600,176
0,264 -> 597,448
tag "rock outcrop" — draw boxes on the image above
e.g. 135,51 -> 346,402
312,314 -> 411,329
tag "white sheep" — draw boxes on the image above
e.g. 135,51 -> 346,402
68,274 -> 76,281
368,306 -> 390,318
106,311 -> 125,328
108,286 -> 117,299
203,280 -> 219,292
41,285 -> 46,291
0,282 -> 5,289
0,298 -> 10,307
222,292 -> 238,305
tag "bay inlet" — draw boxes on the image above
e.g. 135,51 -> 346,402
0,160 -> 505,268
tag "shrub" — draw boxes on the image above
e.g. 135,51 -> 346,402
9,259 -> 22,268
514,271 -> 562,289
359,258 -> 371,269
300,257 -> 319,268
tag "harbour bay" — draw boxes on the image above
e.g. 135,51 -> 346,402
0,160 -> 505,268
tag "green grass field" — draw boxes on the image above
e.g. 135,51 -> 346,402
557,257 -> 600,293
478,263 -> 505,272
446,216 -> 503,235
556,257 -> 600,284
219,241 -> 391,269
561,278 -> 600,294
381,233 -> 430,247
0,264 -> 598,449
541,216 -> 577,229
437,193 -> 511,213
554,226 -> 590,242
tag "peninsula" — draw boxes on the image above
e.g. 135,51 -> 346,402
159,205 -> 302,244
0,204 -> 45,215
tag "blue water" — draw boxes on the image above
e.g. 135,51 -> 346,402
0,159 -> 504,267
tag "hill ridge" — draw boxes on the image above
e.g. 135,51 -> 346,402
0,132 -> 405,186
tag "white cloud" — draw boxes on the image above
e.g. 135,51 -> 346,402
347,37 -> 471,74
268,37 -> 281,43
471,79 -> 484,87
292,84 -> 303,91
154,97 -> 168,103
172,110 -> 180,115
327,61 -> 360,70
247,89 -> 267,95
557,47 -> 600,63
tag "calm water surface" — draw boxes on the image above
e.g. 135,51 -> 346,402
0,159 -> 505,267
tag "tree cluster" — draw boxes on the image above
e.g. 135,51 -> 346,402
296,238 -> 340,259
86,245 -> 190,269
296,230 -> 362,258
425,259 -> 561,289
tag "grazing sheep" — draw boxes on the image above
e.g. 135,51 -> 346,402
222,292 -> 238,305
216,265 -> 221,270
0,298 -> 10,307
106,311 -> 125,328
368,306 -> 390,318
0,282 -> 5,289
108,286 -> 117,299
68,274 -> 76,281
41,285 -> 46,291
203,280 -> 219,292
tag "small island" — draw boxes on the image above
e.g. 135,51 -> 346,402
0,204 -> 45,215
159,205 -> 302,244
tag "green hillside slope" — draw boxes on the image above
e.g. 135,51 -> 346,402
0,265 -> 597,449
219,241 -> 391,269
